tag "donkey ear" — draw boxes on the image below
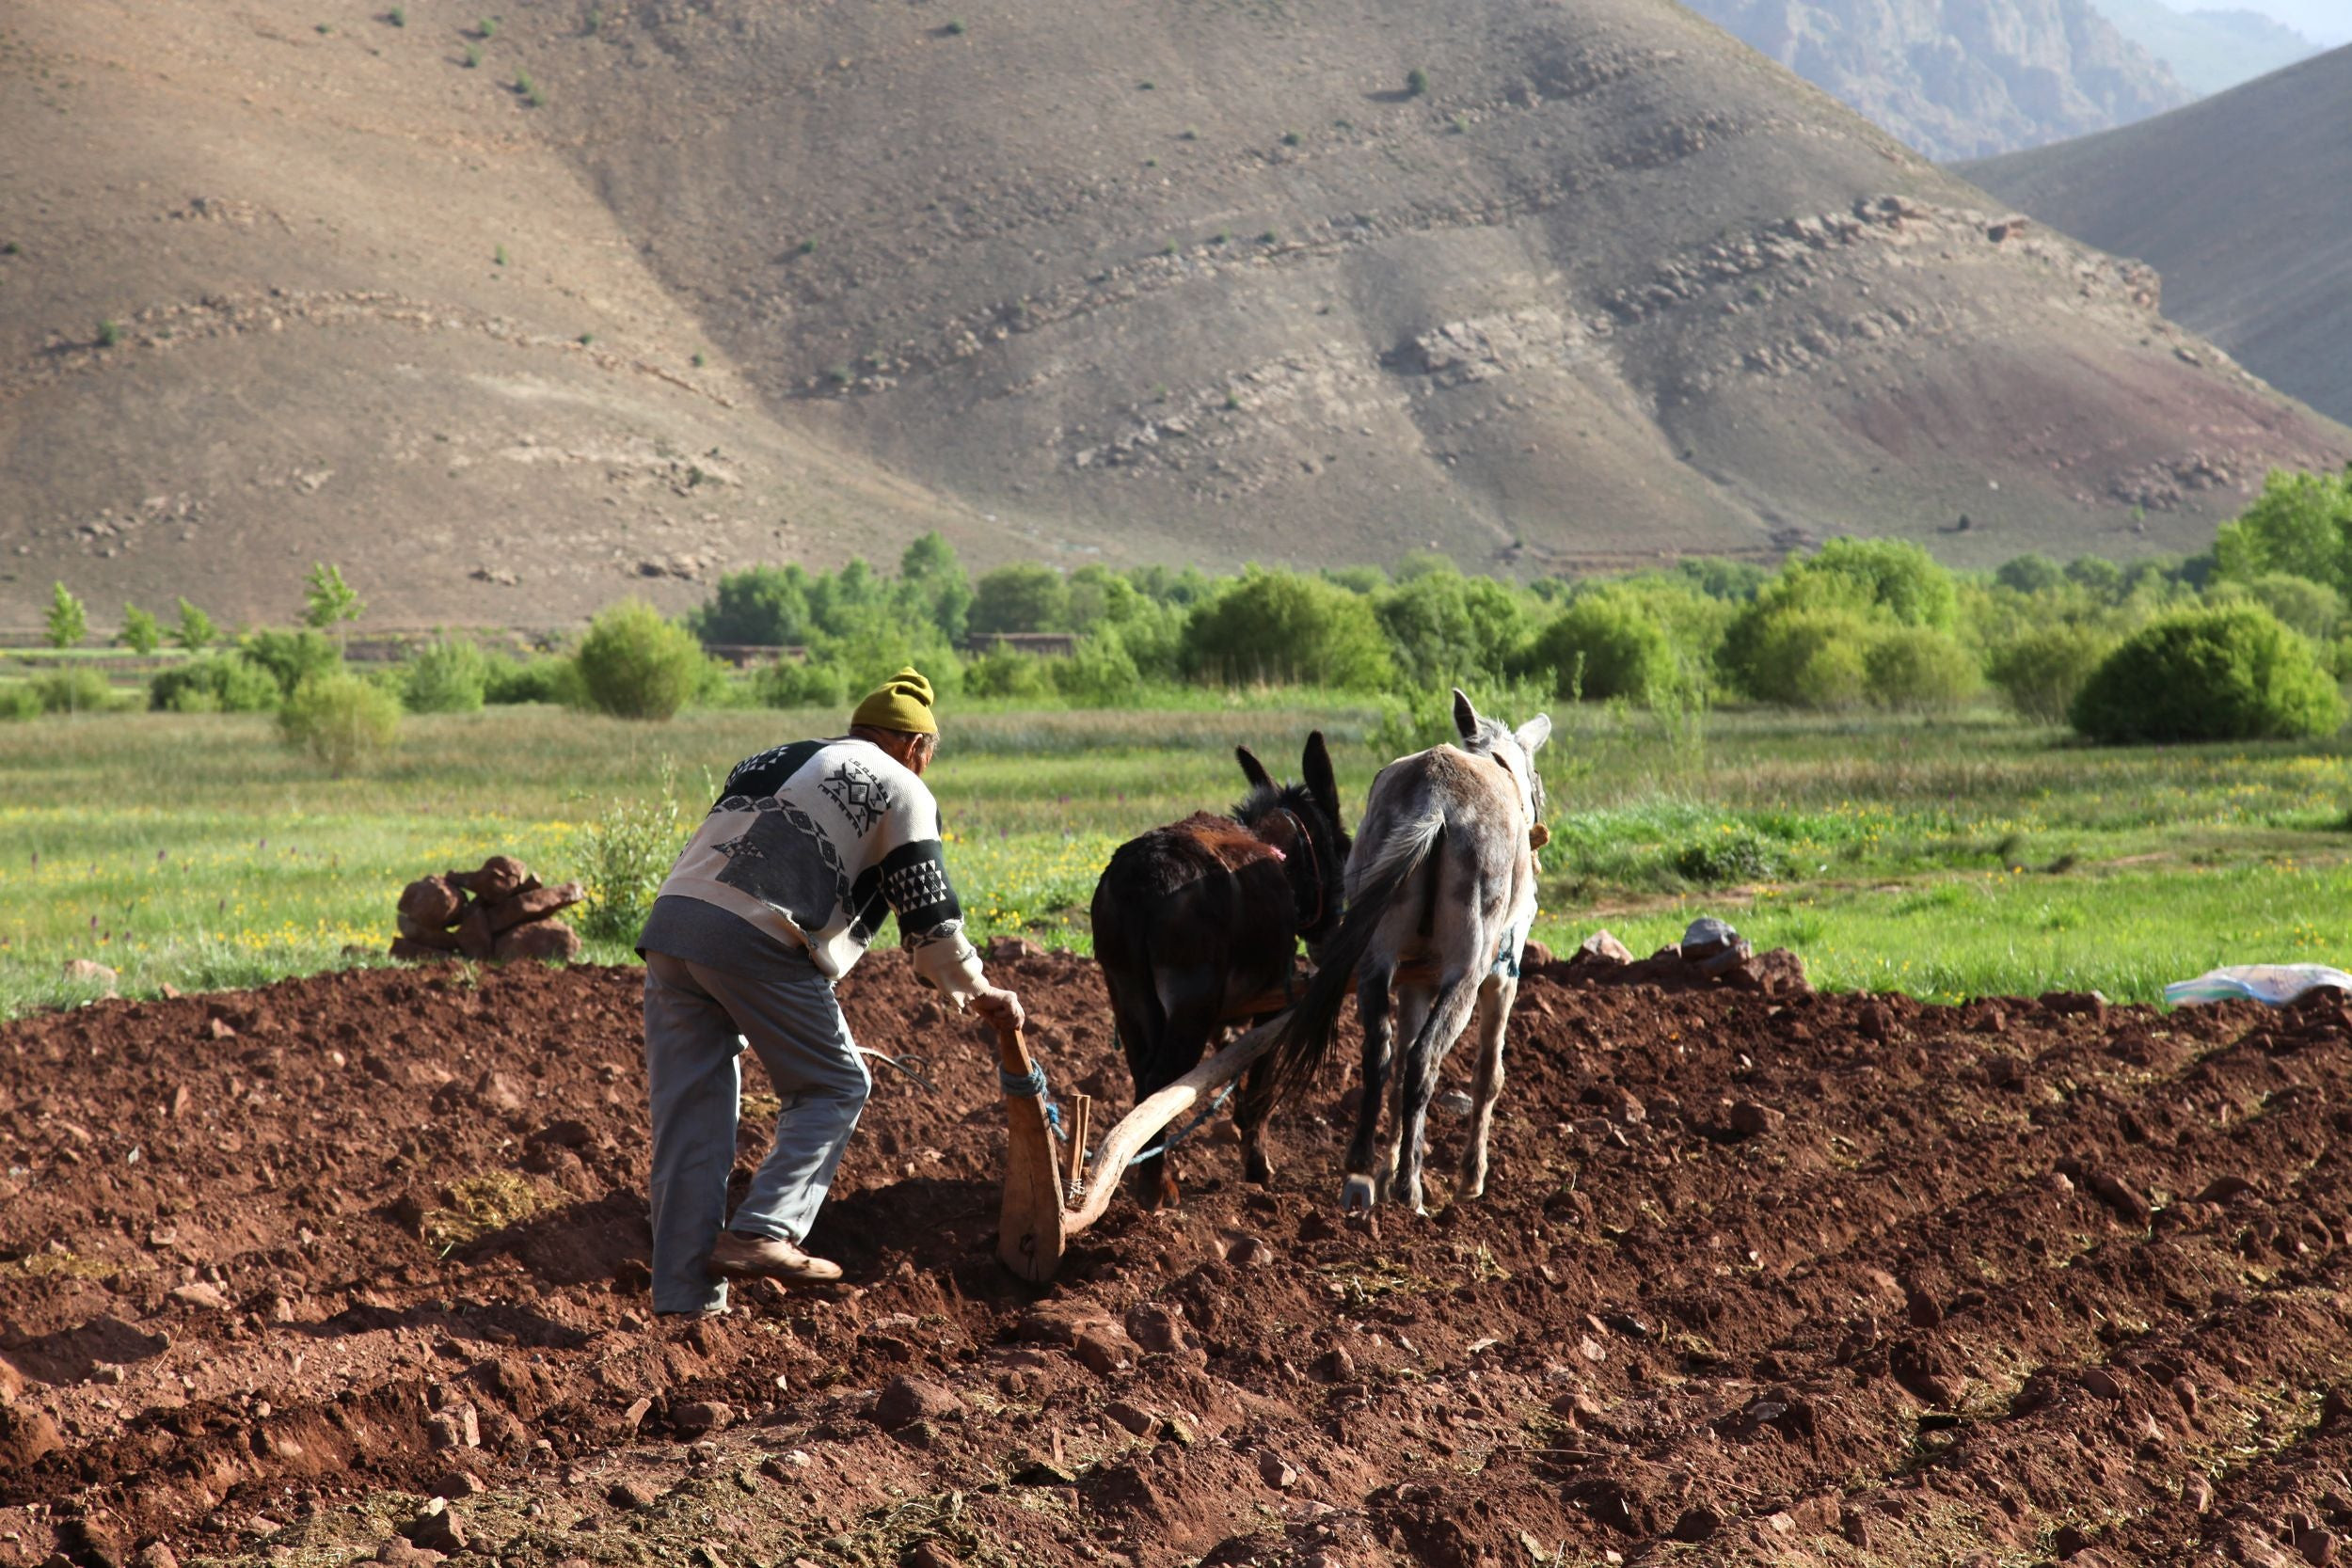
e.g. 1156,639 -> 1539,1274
1451,688 -> 1480,740
1301,731 -> 1341,818
1235,745 -> 1275,792
1515,714 -> 1552,754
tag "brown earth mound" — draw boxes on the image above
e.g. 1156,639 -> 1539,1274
3,951 -> 2348,1566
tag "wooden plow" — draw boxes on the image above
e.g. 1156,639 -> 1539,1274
992,962 -> 1442,1283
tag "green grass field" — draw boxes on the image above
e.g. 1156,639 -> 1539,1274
1,700 -> 2346,1017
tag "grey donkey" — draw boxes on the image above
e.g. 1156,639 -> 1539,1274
1253,689 -> 1549,1213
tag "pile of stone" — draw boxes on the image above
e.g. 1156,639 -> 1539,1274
390,856 -> 583,964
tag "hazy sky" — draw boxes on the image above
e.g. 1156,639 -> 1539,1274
2160,0 -> 2352,45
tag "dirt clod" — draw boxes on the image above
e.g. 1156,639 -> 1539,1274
872,1377 -> 961,1431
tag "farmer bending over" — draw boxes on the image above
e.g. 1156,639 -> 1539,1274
637,668 -> 1023,1314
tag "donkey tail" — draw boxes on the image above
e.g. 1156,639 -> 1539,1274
1255,811 -> 1445,1111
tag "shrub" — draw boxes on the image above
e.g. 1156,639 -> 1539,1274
2208,571 -> 2343,641
1182,568 -> 1395,689
1524,594 -> 1677,704
278,672 -> 402,773
238,627 -> 342,697
962,646 -> 1058,701
574,765 -> 689,942
1994,554 -> 2064,594
1726,605 -> 1872,708
32,668 -> 115,715
0,685 -> 40,721
2070,604 -> 2345,744
573,600 -> 706,720
1406,66 -> 1429,97
402,634 -> 491,714
150,655 -> 280,713
755,657 -> 850,710
1673,825 -> 1789,886
119,604 -> 162,656
96,320 -> 121,348
1863,626 -> 1979,711
1055,628 -> 1144,705
1376,569 -> 1534,688
484,656 -> 579,705
1988,625 -> 2116,723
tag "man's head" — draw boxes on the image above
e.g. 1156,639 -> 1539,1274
849,667 -> 940,775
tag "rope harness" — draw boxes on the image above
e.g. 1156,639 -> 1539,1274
1268,805 -> 1327,934
1000,1046 -> 1236,1198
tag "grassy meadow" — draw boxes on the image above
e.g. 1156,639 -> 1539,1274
1,698 -> 2347,1018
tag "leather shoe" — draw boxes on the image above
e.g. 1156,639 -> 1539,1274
705,1230 -> 843,1284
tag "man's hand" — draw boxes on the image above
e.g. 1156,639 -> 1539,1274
970,984 -> 1025,1034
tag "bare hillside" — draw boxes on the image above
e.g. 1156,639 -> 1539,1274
1966,43 -> 2352,428
0,0 -> 2344,626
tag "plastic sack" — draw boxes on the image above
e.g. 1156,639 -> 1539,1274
2163,964 -> 2352,1008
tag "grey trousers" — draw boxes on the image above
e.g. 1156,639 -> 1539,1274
642,949 -> 871,1314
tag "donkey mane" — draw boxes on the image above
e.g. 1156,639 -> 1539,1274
1232,780 -> 1347,941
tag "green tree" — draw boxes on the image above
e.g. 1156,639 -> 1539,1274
1375,568 -> 1533,688
172,597 -> 218,652
44,581 -> 86,650
691,564 -> 814,646
119,602 -> 163,656
1523,593 -> 1678,704
301,562 -> 364,647
2207,572 -> 2343,641
238,628 -> 342,697
898,532 -> 974,643
1994,554 -> 2065,594
402,633 -> 492,714
574,601 -> 711,721
2071,603 -> 2344,744
1862,626 -> 1979,711
2213,466 -> 2352,599
970,563 -> 1071,635
1182,568 -> 1395,689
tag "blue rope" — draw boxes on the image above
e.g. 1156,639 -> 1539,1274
1129,1079 -> 1236,1166
999,1061 -> 1064,1135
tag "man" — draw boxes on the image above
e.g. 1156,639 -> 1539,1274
636,667 -> 1023,1316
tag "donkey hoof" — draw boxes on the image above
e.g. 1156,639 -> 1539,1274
1341,1174 -> 1377,1214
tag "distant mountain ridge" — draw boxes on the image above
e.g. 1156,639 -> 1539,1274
1677,0 -> 2195,159
0,0 -> 2344,626
1966,43 -> 2352,428
2094,0 -> 2319,94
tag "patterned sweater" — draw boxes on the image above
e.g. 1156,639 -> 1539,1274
641,737 -> 988,1005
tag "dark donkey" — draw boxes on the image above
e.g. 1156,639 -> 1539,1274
1090,734 -> 1350,1208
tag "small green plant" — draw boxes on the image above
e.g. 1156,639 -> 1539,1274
516,70 -> 542,106
44,581 -> 86,650
1162,239 -> 1179,255
478,16 -> 498,39
575,758 -> 688,942
1257,230 -> 1278,245
32,668 -> 114,717
316,22 -> 334,33
827,363 -> 853,385
946,17 -> 967,33
171,597 -> 217,653
1214,230 -> 1231,245
388,5 -> 405,25
1,241 -> 19,256
1406,66 -> 1429,97
494,244 -> 507,265
402,633 -> 491,714
278,672 -> 402,775
691,351 -> 707,368
584,3 -> 602,32
1223,390 -> 1241,410
118,603 -> 162,657
1280,129 -> 1302,147
797,237 -> 817,255
577,332 -> 595,346
1448,115 -> 1468,134
464,43 -> 482,67
96,320 -> 121,349
572,600 -> 706,721
1143,156 -> 1158,167
1137,79 -> 1154,89
1179,126 -> 1198,140
301,562 -> 364,647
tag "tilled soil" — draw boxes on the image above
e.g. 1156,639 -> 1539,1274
3,950 -> 2351,1568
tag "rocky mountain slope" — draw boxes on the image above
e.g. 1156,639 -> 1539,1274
0,0 -> 2343,626
1674,0 -> 2195,159
1966,44 -> 2352,427
2095,0 -> 2318,94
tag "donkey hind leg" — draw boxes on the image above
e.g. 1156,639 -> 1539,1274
1454,973 -> 1515,1202
1123,970 -> 1220,1210
1340,964 -> 1397,1214
1391,973 -> 1484,1215
1235,1054 -> 1277,1186
1377,981 -> 1435,1203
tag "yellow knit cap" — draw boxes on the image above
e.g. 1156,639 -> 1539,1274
850,667 -> 939,736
